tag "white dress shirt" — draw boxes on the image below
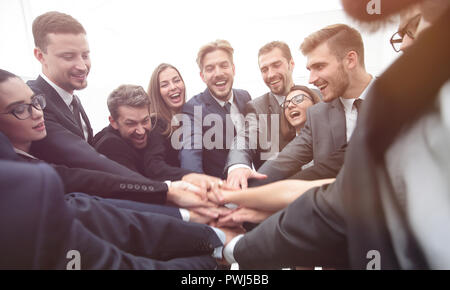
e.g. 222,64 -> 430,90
40,74 -> 89,140
339,77 -> 374,142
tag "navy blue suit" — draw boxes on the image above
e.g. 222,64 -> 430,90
0,133 -> 222,269
180,88 -> 251,179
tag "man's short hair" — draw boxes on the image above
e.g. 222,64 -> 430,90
32,11 -> 86,52
300,24 -> 365,68
107,85 -> 150,120
196,39 -> 234,70
0,69 -> 18,85
258,41 -> 293,62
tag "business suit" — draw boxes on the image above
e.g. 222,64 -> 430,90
0,159 -> 222,269
249,97 -> 347,186
225,92 -> 295,172
234,12 -> 449,269
180,88 -> 251,179
27,76 -> 141,178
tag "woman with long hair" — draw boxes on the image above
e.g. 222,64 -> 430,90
144,63 -> 194,181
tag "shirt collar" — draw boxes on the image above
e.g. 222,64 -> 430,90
269,92 -> 286,106
339,75 -> 375,109
13,147 -> 38,160
40,73 -> 74,108
210,89 -> 234,107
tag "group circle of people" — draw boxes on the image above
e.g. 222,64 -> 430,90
0,0 -> 449,270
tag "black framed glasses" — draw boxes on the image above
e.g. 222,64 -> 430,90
281,94 -> 311,108
1,94 -> 46,120
390,13 -> 421,52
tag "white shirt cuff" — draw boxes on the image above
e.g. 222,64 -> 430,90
179,208 -> 190,221
228,164 -> 252,175
210,227 -> 226,259
224,234 -> 244,264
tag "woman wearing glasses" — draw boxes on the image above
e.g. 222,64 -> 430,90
280,85 -> 321,138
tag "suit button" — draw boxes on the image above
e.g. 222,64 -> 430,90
142,185 -> 147,191
134,184 -> 140,190
127,184 -> 133,189
120,183 -> 126,189
148,186 -> 154,191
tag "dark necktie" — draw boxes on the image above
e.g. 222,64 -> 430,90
353,98 -> 363,113
223,102 -> 231,114
71,96 -> 83,132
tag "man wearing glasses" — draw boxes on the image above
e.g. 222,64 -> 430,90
390,6 -> 422,52
249,24 -> 374,187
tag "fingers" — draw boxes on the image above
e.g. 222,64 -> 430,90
192,207 -> 220,219
240,175 -> 248,190
249,171 -> 267,180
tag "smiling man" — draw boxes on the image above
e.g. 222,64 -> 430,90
250,24 -> 374,186
179,40 -> 251,179
225,41 -> 298,189
94,85 -> 154,173
26,11 -> 144,177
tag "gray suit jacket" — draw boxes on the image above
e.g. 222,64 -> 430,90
250,97 -> 347,186
225,92 -> 294,172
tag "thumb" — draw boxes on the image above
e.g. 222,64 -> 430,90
249,171 -> 267,180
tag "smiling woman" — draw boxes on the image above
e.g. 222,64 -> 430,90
280,85 -> 321,139
0,71 -> 47,153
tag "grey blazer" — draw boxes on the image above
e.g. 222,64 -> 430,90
225,92 -> 294,172
250,97 -> 347,186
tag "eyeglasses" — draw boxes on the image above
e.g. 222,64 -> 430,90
280,94 -> 312,108
1,94 -> 46,120
390,14 -> 421,52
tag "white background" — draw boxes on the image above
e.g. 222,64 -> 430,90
0,0 -> 399,133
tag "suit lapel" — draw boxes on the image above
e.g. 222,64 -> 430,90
328,98 -> 347,148
233,89 -> 249,115
36,76 -> 90,141
201,88 -> 226,117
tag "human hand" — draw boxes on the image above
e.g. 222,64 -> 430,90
226,168 -> 267,190
216,207 -> 273,227
189,206 -> 233,224
182,173 -> 224,200
167,181 -> 216,208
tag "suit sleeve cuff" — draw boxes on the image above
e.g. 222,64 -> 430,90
179,208 -> 190,221
210,227 -> 226,259
224,234 -> 244,264
227,164 -> 252,175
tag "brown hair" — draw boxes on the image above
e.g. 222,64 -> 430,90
107,85 -> 150,121
300,24 -> 365,68
196,39 -> 234,70
147,63 -> 185,136
280,85 -> 321,139
32,11 -> 86,52
258,41 -> 293,62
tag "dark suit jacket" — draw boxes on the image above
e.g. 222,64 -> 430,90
93,125 -> 148,174
0,160 -> 221,269
93,123 -> 192,181
249,97 -> 347,186
179,88 -> 251,179
225,92 -> 295,172
144,119 -> 193,181
234,11 -> 449,269
27,76 -> 140,178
